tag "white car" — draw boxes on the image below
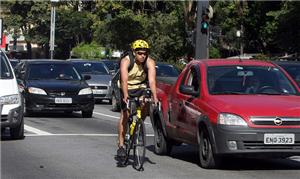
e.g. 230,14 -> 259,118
0,50 -> 24,139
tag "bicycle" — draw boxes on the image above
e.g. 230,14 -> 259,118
120,89 -> 152,171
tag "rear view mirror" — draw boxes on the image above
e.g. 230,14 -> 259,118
237,71 -> 253,77
179,85 -> 199,97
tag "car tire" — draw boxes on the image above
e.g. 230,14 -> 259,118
10,117 -> 24,140
198,128 -> 221,169
82,110 -> 93,118
111,93 -> 120,112
154,116 -> 172,155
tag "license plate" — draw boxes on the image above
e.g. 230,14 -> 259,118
264,133 -> 295,145
92,89 -> 104,94
55,98 -> 72,104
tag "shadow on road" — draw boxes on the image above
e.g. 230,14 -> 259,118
146,144 -> 300,170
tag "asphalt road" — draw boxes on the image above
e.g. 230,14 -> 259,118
2,102 -> 300,179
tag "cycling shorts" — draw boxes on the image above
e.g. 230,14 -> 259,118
120,88 -> 147,111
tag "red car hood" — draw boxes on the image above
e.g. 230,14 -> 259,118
207,95 -> 300,118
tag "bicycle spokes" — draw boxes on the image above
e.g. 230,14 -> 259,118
133,122 -> 146,171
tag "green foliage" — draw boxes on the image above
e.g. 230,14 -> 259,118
255,54 -> 270,61
3,1 -> 300,60
209,47 -> 221,58
71,42 -> 106,59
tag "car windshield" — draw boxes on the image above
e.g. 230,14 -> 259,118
73,62 -> 109,75
9,60 -> 19,69
278,64 -> 300,88
102,61 -> 119,71
0,53 -> 13,79
207,65 -> 297,95
156,64 -> 179,77
28,63 -> 81,80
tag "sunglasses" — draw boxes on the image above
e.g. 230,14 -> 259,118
136,51 -> 148,56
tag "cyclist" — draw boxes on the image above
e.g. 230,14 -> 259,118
117,39 -> 158,158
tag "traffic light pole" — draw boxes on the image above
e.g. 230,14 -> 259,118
195,0 -> 209,60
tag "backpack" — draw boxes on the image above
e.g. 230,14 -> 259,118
112,50 -> 148,88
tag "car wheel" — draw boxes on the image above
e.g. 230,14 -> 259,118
198,128 -> 221,169
82,110 -> 93,118
10,117 -> 24,140
154,116 -> 172,155
111,93 -> 120,112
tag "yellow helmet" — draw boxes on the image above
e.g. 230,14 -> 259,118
131,39 -> 149,50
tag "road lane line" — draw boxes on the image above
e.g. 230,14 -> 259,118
93,111 -> 119,119
24,124 -> 52,135
26,134 -> 155,136
93,111 -> 152,125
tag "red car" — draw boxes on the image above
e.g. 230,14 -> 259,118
150,59 -> 300,169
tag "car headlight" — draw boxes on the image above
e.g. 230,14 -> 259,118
78,88 -> 92,95
218,113 -> 248,126
109,80 -> 112,86
0,94 -> 20,105
28,87 -> 47,95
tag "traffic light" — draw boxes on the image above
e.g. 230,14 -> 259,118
201,5 -> 213,35
201,20 -> 209,34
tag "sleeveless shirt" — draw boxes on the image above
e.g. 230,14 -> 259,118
118,62 -> 147,90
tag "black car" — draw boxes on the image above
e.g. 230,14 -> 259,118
15,60 -> 94,118
111,62 -> 180,112
274,61 -> 300,88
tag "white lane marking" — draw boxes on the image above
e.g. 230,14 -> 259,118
93,111 -> 152,125
25,133 -> 154,137
93,111 -> 119,119
24,124 -> 52,135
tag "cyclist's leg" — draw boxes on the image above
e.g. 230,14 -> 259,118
117,90 -> 129,158
118,109 -> 129,147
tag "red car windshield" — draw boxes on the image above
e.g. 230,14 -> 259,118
207,65 -> 297,95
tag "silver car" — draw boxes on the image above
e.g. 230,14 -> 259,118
71,60 -> 112,103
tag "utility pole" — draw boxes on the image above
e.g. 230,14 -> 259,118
50,0 -> 59,59
195,1 -> 210,60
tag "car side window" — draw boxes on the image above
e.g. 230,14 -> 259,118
180,65 -> 200,93
187,67 -> 200,92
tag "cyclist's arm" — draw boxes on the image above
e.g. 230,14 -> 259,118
120,56 -> 130,102
147,58 -> 158,104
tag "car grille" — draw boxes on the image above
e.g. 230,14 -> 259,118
242,141 -> 300,150
93,94 -> 106,97
250,117 -> 300,126
48,91 -> 78,97
1,115 -> 8,122
90,86 -> 108,90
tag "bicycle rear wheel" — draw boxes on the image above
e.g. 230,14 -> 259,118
133,120 -> 146,171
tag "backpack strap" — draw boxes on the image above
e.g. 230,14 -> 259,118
128,51 -> 135,71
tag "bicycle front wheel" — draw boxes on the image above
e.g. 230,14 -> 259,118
133,121 -> 146,171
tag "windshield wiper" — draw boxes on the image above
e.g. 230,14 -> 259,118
211,91 -> 245,95
56,76 -> 73,80
255,91 -> 292,95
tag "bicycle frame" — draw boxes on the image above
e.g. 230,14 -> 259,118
122,97 -> 147,171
